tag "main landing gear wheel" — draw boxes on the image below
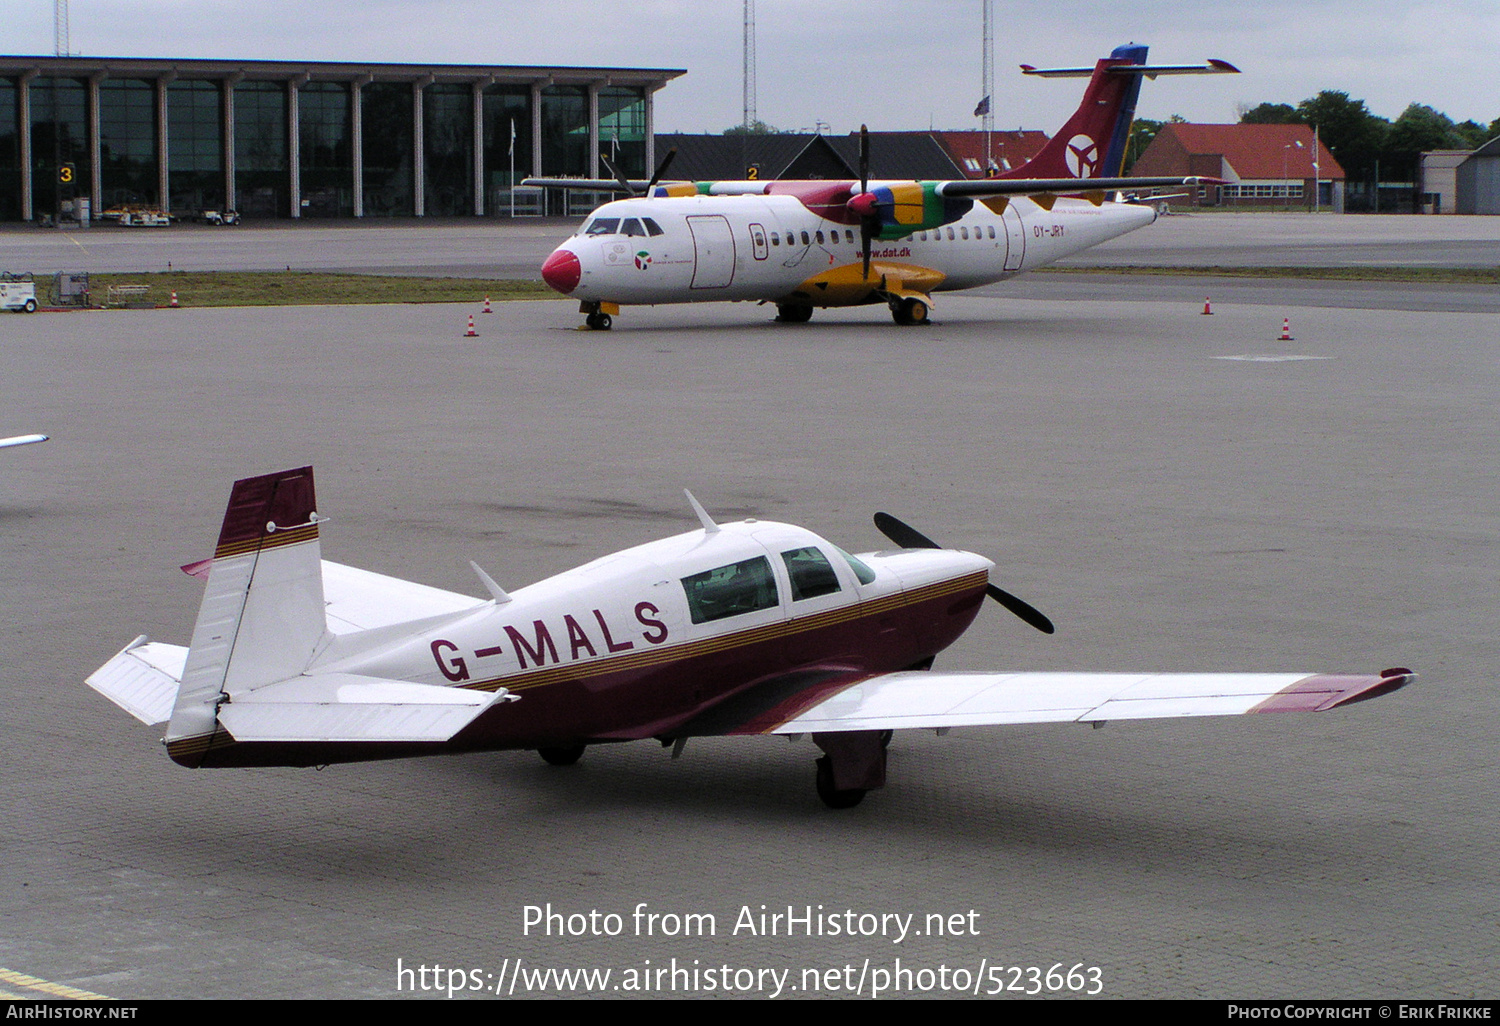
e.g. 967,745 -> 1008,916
538,745 -> 586,766
815,756 -> 867,809
776,303 -> 813,323
891,297 -> 929,326
584,311 -> 612,331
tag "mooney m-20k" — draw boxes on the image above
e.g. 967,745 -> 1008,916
528,44 -> 1236,329
88,467 -> 1412,808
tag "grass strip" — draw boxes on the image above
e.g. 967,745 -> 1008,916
83,271 -> 557,308
1036,265 -> 1500,284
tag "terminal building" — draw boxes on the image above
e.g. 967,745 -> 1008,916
0,55 -> 683,221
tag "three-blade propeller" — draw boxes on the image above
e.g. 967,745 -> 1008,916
872,512 -> 1055,634
599,147 -> 679,197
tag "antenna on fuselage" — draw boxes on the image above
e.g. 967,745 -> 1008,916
684,489 -> 720,535
470,561 -> 513,604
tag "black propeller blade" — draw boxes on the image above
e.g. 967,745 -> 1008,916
645,147 -> 678,193
872,512 -> 1055,635
599,152 -> 636,196
858,124 -> 875,283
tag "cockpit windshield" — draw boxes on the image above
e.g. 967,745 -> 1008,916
580,215 -> 666,238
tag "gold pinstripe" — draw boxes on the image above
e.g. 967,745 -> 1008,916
461,571 -> 987,695
213,523 -> 319,559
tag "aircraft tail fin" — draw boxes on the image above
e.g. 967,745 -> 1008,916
164,467 -> 327,764
1003,43 -> 1149,182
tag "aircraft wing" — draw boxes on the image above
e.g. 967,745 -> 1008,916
0,433 -> 48,449
935,176 -> 1217,199
521,177 -> 656,193
765,669 -> 1413,734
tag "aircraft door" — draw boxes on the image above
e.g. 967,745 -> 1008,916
686,214 -> 737,289
1002,205 -> 1026,271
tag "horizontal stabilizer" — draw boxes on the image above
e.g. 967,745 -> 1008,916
86,638 -> 188,726
321,561 -> 488,634
768,669 -> 1413,733
1021,59 -> 1239,78
218,674 -> 515,743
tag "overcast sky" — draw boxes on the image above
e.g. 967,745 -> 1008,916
9,1 -> 1497,135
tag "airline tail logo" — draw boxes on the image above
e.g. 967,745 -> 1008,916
1065,135 -> 1099,178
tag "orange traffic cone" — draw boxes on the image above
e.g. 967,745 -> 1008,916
483,295 -> 493,314
1278,317 -> 1293,341
1201,297 -> 1212,315
169,291 -> 179,308
465,315 -> 478,338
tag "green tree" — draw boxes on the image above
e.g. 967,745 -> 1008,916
1386,104 -> 1462,178
724,120 -> 782,136
1453,120 -> 1490,150
1296,90 -> 1388,181
1123,117 -> 1163,173
1240,102 -> 1300,124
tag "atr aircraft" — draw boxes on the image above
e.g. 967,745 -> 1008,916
529,44 -> 1237,329
88,467 -> 1412,808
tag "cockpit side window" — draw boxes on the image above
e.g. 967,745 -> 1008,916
584,218 -> 621,236
781,548 -> 842,601
621,218 -> 646,237
642,217 -> 665,236
682,556 -> 779,624
832,545 -> 877,585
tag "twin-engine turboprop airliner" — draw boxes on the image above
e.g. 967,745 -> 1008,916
529,44 -> 1237,329
87,467 -> 1412,809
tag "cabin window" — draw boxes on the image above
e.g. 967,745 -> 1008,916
782,548 -> 842,601
987,226 -> 996,239
621,218 -> 646,237
946,227 -> 955,241
833,546 -> 877,585
800,231 -> 810,245
682,557 -> 780,624
960,226 -> 969,240
815,231 -> 825,244
771,232 -> 780,245
643,217 -> 665,236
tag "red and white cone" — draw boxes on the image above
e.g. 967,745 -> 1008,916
1201,297 -> 1212,315
169,291 -> 179,308
483,295 -> 493,314
1278,317 -> 1293,341
465,315 -> 478,338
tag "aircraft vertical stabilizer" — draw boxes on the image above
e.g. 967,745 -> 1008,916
1005,44 -> 1148,182
165,467 -> 327,763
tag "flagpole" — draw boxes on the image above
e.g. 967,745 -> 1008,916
509,117 -> 515,218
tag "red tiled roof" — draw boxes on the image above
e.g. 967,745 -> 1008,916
931,131 -> 1049,177
1153,123 -> 1344,180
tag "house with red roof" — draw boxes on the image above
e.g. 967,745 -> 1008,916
1129,123 -> 1345,211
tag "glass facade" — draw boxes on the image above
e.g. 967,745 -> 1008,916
0,61 -> 671,221
482,85 -> 531,211
299,81 -> 352,217
361,81 -> 413,216
99,78 -> 157,209
168,80 -> 223,213
29,76 -> 88,218
0,79 -> 18,221
540,85 -> 588,177
598,86 -> 646,178
423,83 -> 473,216
234,81 -> 287,217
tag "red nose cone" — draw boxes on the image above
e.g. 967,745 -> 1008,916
541,249 -> 581,294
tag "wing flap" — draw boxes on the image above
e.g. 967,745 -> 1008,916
218,673 -> 513,743
86,638 -> 188,726
771,670 -> 1413,733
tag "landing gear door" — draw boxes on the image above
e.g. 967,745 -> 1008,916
1002,205 -> 1026,271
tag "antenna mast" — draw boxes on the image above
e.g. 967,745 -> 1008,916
54,0 -> 71,56
742,0 -> 757,129
981,0 -> 994,167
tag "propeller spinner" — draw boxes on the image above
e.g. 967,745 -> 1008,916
873,512 -> 1055,634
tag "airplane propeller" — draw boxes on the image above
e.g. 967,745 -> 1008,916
872,512 -> 1055,634
852,125 -> 878,282
598,147 -> 678,197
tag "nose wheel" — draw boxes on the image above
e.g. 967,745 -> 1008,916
584,311 -> 612,331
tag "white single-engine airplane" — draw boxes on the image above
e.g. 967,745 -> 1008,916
88,467 -> 1412,808
0,433 -> 48,449
528,44 -> 1236,329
